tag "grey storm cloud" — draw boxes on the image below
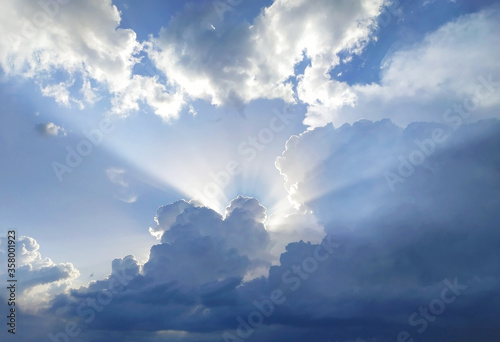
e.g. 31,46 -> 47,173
16,264 -> 75,289
35,119 -> 500,342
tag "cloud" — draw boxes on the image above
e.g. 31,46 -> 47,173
10,119 -> 496,341
106,168 -> 129,188
34,122 -> 65,137
30,198 -> 273,340
266,210 -> 326,257
276,118 -> 500,226
0,0 -> 136,91
267,118 -> 500,340
113,194 -> 137,204
111,254 -> 140,279
109,74 -> 186,120
105,167 -> 138,203
149,0 -> 384,110
276,119 -> 404,216
37,120 -> 500,340
0,235 -> 79,308
40,81 -> 76,107
3,2 -> 500,341
6,119 -> 497,342
0,0 -> 184,120
3,0 -> 497,128
1,236 -> 79,283
304,5 -> 500,128
19,237 -> 80,296
145,196 -> 271,285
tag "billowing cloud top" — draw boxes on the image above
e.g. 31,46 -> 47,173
0,235 -> 79,307
146,196 -> 271,285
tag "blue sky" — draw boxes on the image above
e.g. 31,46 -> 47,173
0,0 -> 499,341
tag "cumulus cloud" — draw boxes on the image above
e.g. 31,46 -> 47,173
111,254 -> 140,279
0,0 -> 184,120
304,5 -> 500,128
19,237 -> 79,293
149,0 -> 384,111
262,118 -> 500,340
266,210 -> 326,257
0,236 -> 79,285
40,81 -> 77,108
0,0 -> 136,89
146,196 -> 271,285
34,122 -> 65,137
7,116 -> 496,342
276,118 -> 500,225
276,119 -> 403,216
0,235 -> 79,309
36,121 -> 500,341
32,197 -> 273,340
3,0 -> 498,128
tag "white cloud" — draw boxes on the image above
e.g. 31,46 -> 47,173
149,0 -> 384,111
188,105 -> 197,116
0,235 -> 79,309
305,6 -> 500,128
114,194 -> 137,204
106,167 -> 129,188
4,0 -> 497,129
110,74 -> 185,120
0,1 -> 137,87
81,78 -> 101,104
0,0 -> 184,120
40,81 -> 74,107
106,167 -> 138,203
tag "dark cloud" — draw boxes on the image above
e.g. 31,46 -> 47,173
0,235 -> 78,291
270,118 -> 500,340
16,264 -> 74,289
34,122 -> 64,137
144,197 -> 271,285
8,120 -> 500,342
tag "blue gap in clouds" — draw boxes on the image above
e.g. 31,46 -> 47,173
330,0 -> 493,86
31,68 -> 74,91
286,52 -> 311,93
230,0 -> 275,23
208,0 -> 275,28
131,51 -> 169,86
113,0 -> 183,41
294,53 -> 312,77
114,0 -> 275,42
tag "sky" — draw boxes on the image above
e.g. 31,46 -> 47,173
0,0 -> 499,341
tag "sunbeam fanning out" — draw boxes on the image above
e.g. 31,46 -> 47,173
99,99 -> 305,215
1,0 -> 500,341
